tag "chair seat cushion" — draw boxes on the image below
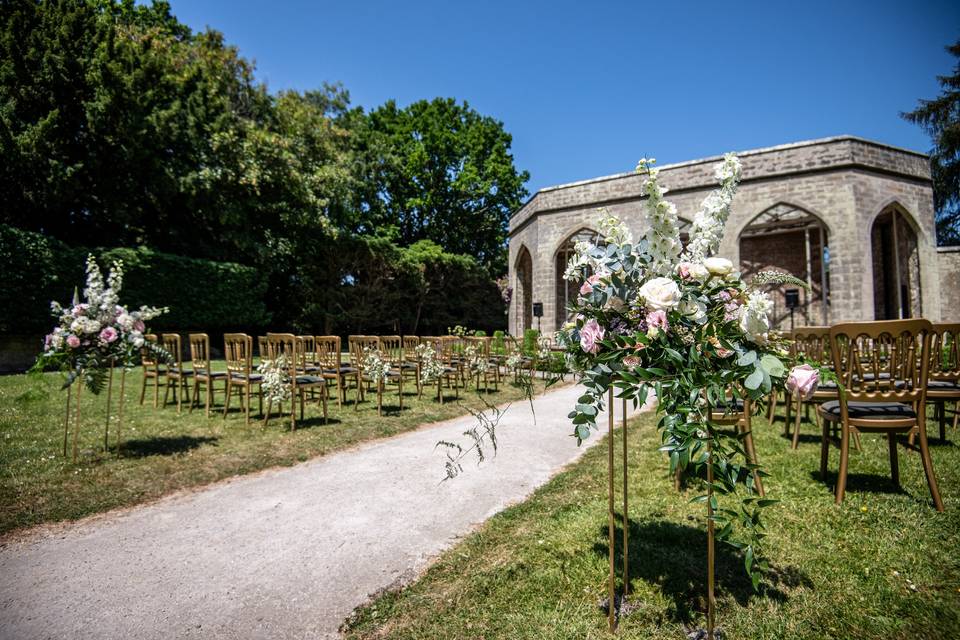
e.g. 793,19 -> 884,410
168,367 -> 193,376
819,400 -> 916,420
326,366 -> 357,374
296,375 -> 325,385
196,370 -> 226,378
929,379 -> 959,390
231,372 -> 263,381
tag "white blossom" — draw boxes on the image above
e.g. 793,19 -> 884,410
638,160 -> 682,275
739,291 -> 774,344
684,153 -> 742,263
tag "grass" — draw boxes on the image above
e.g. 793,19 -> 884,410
342,405 -> 960,640
0,364 -> 547,536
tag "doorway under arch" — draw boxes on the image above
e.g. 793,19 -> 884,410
738,203 -> 830,328
554,228 -> 601,329
514,246 -> 533,334
871,205 -> 921,319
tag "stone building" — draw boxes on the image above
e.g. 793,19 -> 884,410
508,136 -> 959,336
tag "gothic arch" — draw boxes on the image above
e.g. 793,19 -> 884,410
870,201 -> 922,319
737,202 -> 831,328
514,244 -> 533,334
553,227 -> 601,329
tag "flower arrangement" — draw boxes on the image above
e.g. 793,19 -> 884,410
33,255 -> 167,393
362,347 -> 391,385
556,154 -> 817,587
258,354 -> 292,404
415,342 -> 445,385
464,344 -> 490,376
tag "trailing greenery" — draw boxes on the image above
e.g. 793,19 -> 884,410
0,225 -> 269,333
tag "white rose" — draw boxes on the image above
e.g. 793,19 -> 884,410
739,306 -> 770,344
688,263 -> 710,281
638,277 -> 681,311
704,257 -> 734,276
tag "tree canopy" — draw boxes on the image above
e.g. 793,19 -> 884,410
902,38 -> 960,245
0,0 -> 529,332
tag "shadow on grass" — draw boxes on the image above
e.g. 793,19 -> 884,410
593,516 -> 811,625
118,435 -> 219,458
810,470 -> 909,496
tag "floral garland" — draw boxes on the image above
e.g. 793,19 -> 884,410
464,344 -> 490,376
362,347 -> 391,384
33,255 -> 167,393
556,155 -> 819,587
258,355 -> 292,404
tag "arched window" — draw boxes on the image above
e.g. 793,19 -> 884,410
554,228 -> 601,328
739,203 -> 830,328
871,205 -> 921,319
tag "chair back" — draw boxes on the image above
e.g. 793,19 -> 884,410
298,335 -> 317,368
419,336 -> 442,358
349,335 -> 380,369
315,336 -> 342,371
438,336 -> 459,365
379,335 -> 403,366
265,333 -> 299,379
829,319 -> 933,406
224,333 -> 253,377
403,336 -> 420,361
257,335 -> 268,362
161,333 -> 183,369
141,333 -> 159,368
188,333 -> 212,373
466,336 -> 490,359
930,323 -> 960,383
791,326 -> 831,367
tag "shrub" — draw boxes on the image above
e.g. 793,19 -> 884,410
523,329 -> 540,356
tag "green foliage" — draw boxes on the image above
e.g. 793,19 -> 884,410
0,225 -> 268,333
523,329 -> 540,356
902,38 -> 960,245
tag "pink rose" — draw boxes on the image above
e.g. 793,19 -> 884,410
580,318 -> 605,354
579,274 -> 601,296
786,364 -> 820,400
677,263 -> 691,280
99,327 -> 118,343
66,335 -> 81,349
645,309 -> 668,330
133,319 -> 145,332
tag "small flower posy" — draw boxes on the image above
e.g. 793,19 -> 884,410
556,154 -> 820,587
34,255 -> 168,393
362,347 -> 391,385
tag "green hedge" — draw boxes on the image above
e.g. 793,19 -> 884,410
0,225 -> 269,333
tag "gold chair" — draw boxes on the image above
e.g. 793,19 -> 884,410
928,323 -> 960,440
262,333 -> 327,429
381,334 -> 418,391
316,335 -> 357,408
223,333 -> 263,425
785,327 -> 854,450
419,336 -> 459,404
465,336 -> 497,392
257,335 -> 269,365
403,336 -> 421,393
161,333 -> 192,413
188,333 -> 226,418
138,333 -> 162,407
297,335 -> 320,373
818,319 -> 943,510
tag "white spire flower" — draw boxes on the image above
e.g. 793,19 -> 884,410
638,159 -> 682,276
597,209 -> 632,246
739,290 -> 774,344
684,153 -> 742,263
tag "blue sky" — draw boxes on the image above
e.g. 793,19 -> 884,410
166,0 -> 959,195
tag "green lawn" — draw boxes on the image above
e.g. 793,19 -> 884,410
0,364 -> 545,536
342,406 -> 960,640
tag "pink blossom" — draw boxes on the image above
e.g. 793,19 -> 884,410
677,263 -> 691,280
623,355 -> 641,369
645,309 -> 669,330
100,326 -> 118,343
71,304 -> 88,317
66,335 -> 81,349
133,319 -> 145,332
719,290 -> 732,302
579,274 -> 601,296
786,364 -> 820,400
579,318 -> 605,354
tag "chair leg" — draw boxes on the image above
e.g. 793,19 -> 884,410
223,380 -> 232,418
820,415 -> 831,480
791,399 -> 803,450
399,377 -> 403,411
938,401 -> 946,441
852,427 -> 862,452
244,385 -> 251,426
767,391 -> 778,426
163,377 -> 171,408
322,384 -> 328,424
205,378 -> 212,419
916,423 -> 945,512
154,375 -> 160,408
888,433 -> 899,487
784,394 -> 793,437
377,381 -> 383,417
835,423 -> 851,505
139,373 -> 148,405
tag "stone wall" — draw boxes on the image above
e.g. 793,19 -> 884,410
938,247 -> 960,323
508,136 -> 938,335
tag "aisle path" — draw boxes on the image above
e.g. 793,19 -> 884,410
0,383 -> 648,639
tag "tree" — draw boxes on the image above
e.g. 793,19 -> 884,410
359,98 -> 530,273
902,38 -> 960,245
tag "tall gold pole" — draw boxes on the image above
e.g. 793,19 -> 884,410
103,361 -> 114,451
622,396 -> 629,597
707,438 -> 716,640
116,368 -> 126,457
62,383 -> 72,457
72,380 -> 82,463
607,387 -> 616,632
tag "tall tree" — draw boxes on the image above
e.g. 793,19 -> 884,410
902,38 -> 960,245
360,98 -> 529,273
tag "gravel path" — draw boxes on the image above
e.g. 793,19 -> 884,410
0,383 -> 647,639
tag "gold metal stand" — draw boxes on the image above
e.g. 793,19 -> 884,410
62,383 -> 72,457
706,439 -> 716,640
605,388 -> 630,632
103,361 -> 114,450
116,367 -> 126,457
62,365 -> 127,462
